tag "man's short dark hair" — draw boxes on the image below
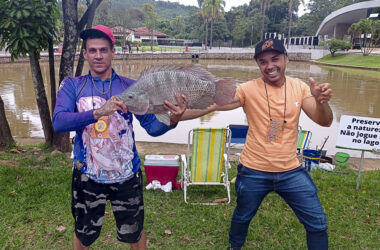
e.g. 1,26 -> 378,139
82,34 -> 114,50
80,25 -> 115,50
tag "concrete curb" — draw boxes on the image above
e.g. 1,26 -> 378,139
310,59 -> 380,72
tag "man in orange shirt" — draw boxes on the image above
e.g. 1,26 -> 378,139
181,38 -> 332,250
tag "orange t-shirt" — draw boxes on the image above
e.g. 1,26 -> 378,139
236,76 -> 312,172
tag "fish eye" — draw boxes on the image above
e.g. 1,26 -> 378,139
128,94 -> 133,99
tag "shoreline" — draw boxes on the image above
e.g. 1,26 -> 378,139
310,59 -> 380,71
13,138 -> 380,171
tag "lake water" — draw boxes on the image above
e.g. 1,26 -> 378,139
1,59 -> 380,158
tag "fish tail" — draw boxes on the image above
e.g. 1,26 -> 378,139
214,79 -> 236,106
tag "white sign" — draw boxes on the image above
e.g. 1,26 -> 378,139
336,115 -> 380,151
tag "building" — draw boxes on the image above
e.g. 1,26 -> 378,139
315,0 -> 380,40
111,26 -> 135,43
130,27 -> 169,43
110,26 -> 169,44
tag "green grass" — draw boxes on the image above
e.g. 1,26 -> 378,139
317,53 -> 380,68
1,145 -> 379,249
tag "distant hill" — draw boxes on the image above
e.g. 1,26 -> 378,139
111,0 -> 198,19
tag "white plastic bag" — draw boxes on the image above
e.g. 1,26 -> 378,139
146,180 -> 172,192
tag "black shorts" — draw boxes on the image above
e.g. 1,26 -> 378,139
71,168 -> 144,246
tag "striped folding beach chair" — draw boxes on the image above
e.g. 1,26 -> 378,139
297,126 -> 312,154
181,128 -> 231,205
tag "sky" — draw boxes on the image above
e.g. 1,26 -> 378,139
165,0 -> 310,16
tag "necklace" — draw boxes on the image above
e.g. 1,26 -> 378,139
90,74 -> 113,110
264,79 -> 287,125
91,74 -> 112,96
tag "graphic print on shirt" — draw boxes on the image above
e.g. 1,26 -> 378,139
77,96 -> 134,180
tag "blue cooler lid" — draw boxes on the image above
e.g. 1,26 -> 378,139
144,155 -> 180,166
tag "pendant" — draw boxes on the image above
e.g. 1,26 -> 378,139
91,116 -> 110,139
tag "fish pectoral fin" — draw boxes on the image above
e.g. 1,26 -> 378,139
155,113 -> 171,126
188,96 -> 214,109
127,98 -> 150,115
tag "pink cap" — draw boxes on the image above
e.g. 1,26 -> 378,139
80,25 -> 115,45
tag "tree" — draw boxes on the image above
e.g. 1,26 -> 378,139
58,0 -> 104,152
47,0 -> 58,117
202,0 -> 225,49
170,16 -> 185,38
143,3 -> 158,51
0,0 -> 58,146
75,0 -> 103,77
324,39 -> 351,57
0,0 -> 103,151
0,96 -> 15,149
349,18 -> 380,56
231,16 -> 249,47
249,10 -> 265,45
184,9 -> 205,41
201,9 -> 210,50
113,8 -> 144,30
285,0 -> 304,48
93,0 -> 113,26
197,0 -> 204,8
259,0 -> 271,40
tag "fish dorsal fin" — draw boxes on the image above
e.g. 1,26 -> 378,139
139,65 -> 215,82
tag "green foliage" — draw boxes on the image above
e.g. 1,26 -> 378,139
94,0 -> 113,27
202,0 -> 225,21
108,0 -> 197,22
231,15 -> 250,46
325,39 -> 351,57
142,3 -> 158,31
0,0 -> 59,60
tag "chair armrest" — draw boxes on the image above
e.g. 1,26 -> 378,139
181,154 -> 187,167
224,153 -> 232,169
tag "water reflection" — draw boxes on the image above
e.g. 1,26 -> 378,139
1,59 -> 379,158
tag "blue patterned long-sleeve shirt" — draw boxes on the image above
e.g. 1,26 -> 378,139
53,70 -> 174,184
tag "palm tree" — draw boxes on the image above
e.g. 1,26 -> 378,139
202,0 -> 225,49
197,0 -> 204,8
286,0 -> 304,48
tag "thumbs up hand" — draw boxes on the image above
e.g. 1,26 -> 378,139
309,77 -> 332,104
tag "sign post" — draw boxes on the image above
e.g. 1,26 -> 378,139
336,115 -> 380,189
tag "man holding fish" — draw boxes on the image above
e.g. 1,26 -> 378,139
53,25 -> 191,249
182,38 -> 333,250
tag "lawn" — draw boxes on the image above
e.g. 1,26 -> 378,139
317,53 -> 380,68
0,144 -> 379,249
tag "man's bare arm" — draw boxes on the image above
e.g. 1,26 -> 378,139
180,95 -> 241,121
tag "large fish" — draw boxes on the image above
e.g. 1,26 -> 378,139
116,65 -> 236,125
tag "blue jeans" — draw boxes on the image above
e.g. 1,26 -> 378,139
229,164 -> 328,249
